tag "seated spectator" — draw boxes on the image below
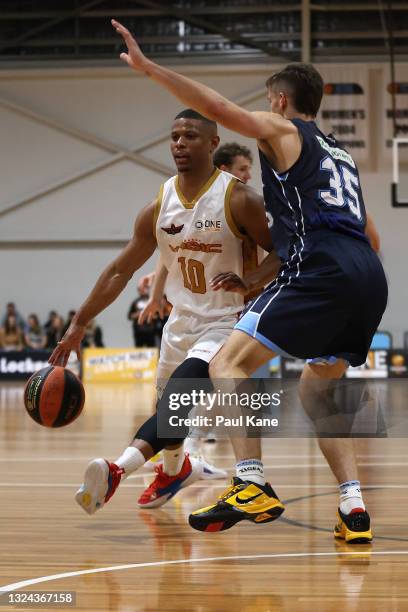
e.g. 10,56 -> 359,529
128,291 -> 157,347
0,314 -> 24,351
61,310 -> 76,337
44,310 -> 58,333
1,302 -> 25,330
25,314 -> 46,350
82,319 -> 104,348
45,313 -> 65,349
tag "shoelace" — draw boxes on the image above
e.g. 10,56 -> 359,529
142,465 -> 171,497
218,482 -> 246,501
105,464 -> 123,502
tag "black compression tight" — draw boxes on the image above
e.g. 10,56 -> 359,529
134,357 -> 212,454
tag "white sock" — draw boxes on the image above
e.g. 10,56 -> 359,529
114,447 -> 145,478
339,480 -> 365,514
163,446 -> 185,476
184,437 -> 201,456
236,459 -> 265,486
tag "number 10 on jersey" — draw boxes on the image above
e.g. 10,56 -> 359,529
178,257 -> 206,294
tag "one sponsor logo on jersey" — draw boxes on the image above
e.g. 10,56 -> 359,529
161,223 -> 184,235
169,239 -> 222,253
316,136 -> 356,168
195,219 -> 222,232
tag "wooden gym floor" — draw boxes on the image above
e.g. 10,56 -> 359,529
1,381 -> 408,612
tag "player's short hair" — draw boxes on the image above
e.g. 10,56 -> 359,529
213,142 -> 253,168
266,63 -> 323,117
174,108 -> 217,131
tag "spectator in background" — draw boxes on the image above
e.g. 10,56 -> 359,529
45,313 -> 65,349
82,319 -> 104,348
128,290 -> 157,347
1,302 -> 25,330
0,314 -> 24,351
44,310 -> 57,333
213,141 -> 253,184
24,314 -> 46,350
61,310 -> 76,337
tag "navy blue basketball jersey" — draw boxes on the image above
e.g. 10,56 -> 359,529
260,118 -> 368,259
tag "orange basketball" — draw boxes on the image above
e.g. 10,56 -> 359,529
24,366 -> 85,428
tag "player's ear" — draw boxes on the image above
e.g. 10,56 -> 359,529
279,91 -> 288,113
210,135 -> 220,152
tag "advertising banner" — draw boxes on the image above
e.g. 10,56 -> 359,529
281,350 -> 390,379
82,347 -> 158,383
0,350 -> 51,380
0,350 -> 80,380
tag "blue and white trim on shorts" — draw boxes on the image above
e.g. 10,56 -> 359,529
235,311 -> 295,357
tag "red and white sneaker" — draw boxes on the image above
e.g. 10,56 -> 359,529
138,454 -> 201,509
75,458 -> 124,515
144,451 -> 227,480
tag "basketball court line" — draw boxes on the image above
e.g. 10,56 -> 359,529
0,482 -> 405,488
1,551 -> 408,595
3,460 -> 408,468
1,454 -> 407,461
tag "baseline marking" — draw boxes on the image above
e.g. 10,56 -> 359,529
1,551 -> 408,595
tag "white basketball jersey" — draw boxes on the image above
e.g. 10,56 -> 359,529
155,168 -> 257,317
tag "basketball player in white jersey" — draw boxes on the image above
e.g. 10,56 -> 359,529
49,109 -> 279,512
138,139 -> 255,459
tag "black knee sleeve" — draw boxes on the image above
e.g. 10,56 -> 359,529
134,358 -> 212,454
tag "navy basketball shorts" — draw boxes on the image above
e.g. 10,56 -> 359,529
235,231 -> 388,367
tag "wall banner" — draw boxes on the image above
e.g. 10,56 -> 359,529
0,350 -> 51,380
318,65 -> 370,165
82,347 -> 158,383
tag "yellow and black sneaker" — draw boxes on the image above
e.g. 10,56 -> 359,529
188,477 -> 285,532
334,508 -> 372,544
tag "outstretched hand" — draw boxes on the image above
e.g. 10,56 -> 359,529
138,298 -> 164,325
48,322 -> 85,367
210,272 -> 249,295
112,19 -> 151,73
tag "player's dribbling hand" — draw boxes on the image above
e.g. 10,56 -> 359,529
138,299 -> 164,325
210,272 -> 249,295
48,323 -> 85,367
111,19 -> 150,73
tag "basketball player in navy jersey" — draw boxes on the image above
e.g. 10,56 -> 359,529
111,20 -> 388,542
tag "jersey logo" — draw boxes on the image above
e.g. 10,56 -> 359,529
161,223 -> 184,235
195,219 -> 222,231
169,239 -> 222,253
316,136 -> 355,168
